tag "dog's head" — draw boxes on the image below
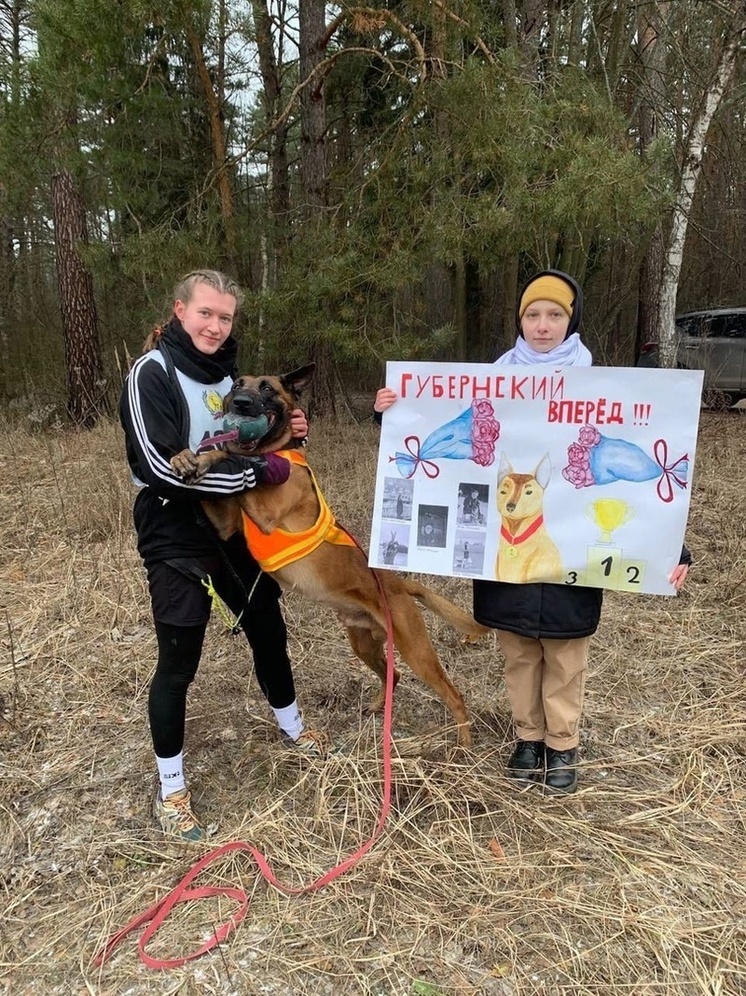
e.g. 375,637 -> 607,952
221,363 -> 315,454
496,454 -> 551,519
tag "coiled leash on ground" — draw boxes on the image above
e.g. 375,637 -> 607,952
94,540 -> 396,971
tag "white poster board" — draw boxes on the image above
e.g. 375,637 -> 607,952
369,362 -> 703,596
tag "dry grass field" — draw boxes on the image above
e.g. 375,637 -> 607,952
1,409 -> 744,996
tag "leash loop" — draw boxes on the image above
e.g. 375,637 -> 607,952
94,534 -> 396,971
200,574 -> 245,634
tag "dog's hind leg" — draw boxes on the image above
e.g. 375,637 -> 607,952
344,623 -> 400,714
387,598 -> 472,747
338,586 -> 471,745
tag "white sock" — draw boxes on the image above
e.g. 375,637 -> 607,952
156,752 -> 186,799
272,701 -> 304,741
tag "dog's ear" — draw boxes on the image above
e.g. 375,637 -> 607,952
497,452 -> 513,484
533,454 -> 552,490
280,363 -> 316,398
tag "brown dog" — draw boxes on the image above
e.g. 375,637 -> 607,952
170,364 -> 487,746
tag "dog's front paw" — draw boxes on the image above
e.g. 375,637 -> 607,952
171,449 -> 203,482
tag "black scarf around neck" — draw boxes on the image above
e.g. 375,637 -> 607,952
158,317 -> 238,384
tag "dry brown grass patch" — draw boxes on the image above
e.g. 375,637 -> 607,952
1,411 -> 744,995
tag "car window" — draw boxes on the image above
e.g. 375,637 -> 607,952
676,316 -> 707,337
719,315 -> 746,338
704,316 -> 730,338
676,313 -> 746,339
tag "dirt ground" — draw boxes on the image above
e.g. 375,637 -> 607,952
1,410 -> 744,995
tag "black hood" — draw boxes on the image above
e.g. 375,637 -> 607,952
515,269 -> 583,340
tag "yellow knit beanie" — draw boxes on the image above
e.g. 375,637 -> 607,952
519,275 -> 574,319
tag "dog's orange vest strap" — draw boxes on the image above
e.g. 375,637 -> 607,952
241,449 -> 356,572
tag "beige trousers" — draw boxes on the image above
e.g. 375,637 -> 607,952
496,630 -> 591,750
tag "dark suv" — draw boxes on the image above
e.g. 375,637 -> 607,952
637,308 -> 746,404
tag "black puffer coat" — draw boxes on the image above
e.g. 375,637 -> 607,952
472,269 -> 691,639
474,547 -> 691,640
473,577 -> 604,639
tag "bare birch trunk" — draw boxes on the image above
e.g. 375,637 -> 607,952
657,23 -> 744,368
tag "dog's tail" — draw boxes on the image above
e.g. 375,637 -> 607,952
401,579 -> 490,639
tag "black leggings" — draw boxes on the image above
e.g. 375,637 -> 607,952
146,545 -> 297,759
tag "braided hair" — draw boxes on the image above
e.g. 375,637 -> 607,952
141,269 -> 244,353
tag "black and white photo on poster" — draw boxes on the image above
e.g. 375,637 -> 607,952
378,523 -> 410,567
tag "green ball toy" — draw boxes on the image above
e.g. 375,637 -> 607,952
223,412 -> 269,444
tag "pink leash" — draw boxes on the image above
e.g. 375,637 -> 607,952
94,562 -> 395,971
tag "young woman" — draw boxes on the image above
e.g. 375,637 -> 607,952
120,269 -> 324,842
375,270 -> 691,794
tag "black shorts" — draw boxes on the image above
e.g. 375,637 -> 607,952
146,538 -> 283,628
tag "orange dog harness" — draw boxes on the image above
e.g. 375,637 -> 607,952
241,449 -> 356,572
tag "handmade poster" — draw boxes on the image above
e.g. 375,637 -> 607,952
369,362 -> 703,596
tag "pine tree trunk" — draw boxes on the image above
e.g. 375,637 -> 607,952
502,0 -> 518,47
299,0 -> 328,213
519,0 -> 544,74
51,168 -> 104,428
299,0 -> 335,417
500,257 -> 519,355
0,0 -> 24,399
428,3 -> 467,356
251,0 -> 290,224
186,25 -> 237,265
0,183 -> 13,398
636,1 -> 670,360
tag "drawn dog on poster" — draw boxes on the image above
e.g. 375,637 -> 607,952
495,454 -> 563,583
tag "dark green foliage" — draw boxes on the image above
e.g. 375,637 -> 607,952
253,56 -> 665,380
0,1 -> 744,414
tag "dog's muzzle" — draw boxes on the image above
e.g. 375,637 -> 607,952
230,392 -> 265,419
222,394 -> 277,447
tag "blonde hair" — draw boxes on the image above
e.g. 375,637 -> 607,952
142,269 -> 244,353
173,269 -> 244,310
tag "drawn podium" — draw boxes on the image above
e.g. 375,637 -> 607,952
584,499 -> 646,591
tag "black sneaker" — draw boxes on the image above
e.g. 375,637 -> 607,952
506,740 -> 545,784
545,746 -> 578,794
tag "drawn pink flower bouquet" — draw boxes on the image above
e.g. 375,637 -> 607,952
562,424 -> 688,503
391,399 -> 500,479
471,400 -> 501,466
562,425 -> 601,489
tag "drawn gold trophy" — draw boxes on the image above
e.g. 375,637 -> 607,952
586,498 -> 634,545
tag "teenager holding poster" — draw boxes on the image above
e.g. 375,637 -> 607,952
375,270 -> 692,794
